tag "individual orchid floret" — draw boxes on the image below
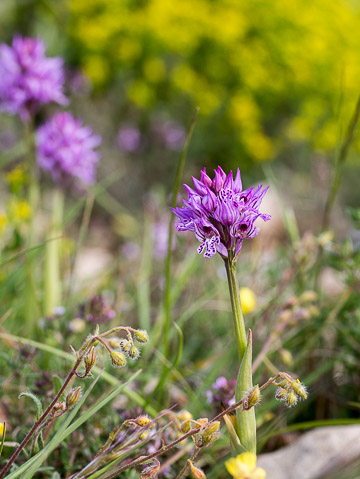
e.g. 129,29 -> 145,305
0,36 -> 67,121
171,167 -> 270,260
36,112 -> 101,187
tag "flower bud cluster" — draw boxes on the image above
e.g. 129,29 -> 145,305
106,328 -> 149,368
180,416 -> 220,447
275,377 -> 308,408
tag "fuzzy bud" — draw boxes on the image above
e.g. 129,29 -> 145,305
110,350 -> 127,368
198,431 -> 219,447
246,385 -> 261,408
197,418 -> 208,427
128,344 -> 140,360
180,419 -> 192,433
292,380 -> 308,400
66,387 -> 82,409
135,416 -> 152,427
119,339 -> 131,354
202,421 -> 220,437
188,460 -> 206,478
275,387 -> 288,401
285,390 -> 298,407
134,329 -> 149,344
85,346 -> 97,372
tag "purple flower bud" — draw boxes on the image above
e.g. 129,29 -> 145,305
170,167 -> 270,259
0,36 -> 67,121
36,112 -> 101,187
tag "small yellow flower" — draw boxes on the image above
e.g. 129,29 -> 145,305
0,422 -> 5,437
239,287 -> 257,315
225,452 -> 266,479
6,165 -> 27,192
9,199 -> 32,222
0,212 -> 8,233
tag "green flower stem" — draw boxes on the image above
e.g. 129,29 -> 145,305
24,118 -> 41,333
224,256 -> 247,362
224,255 -> 256,454
44,188 -> 64,316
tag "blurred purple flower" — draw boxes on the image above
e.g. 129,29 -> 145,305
170,166 -> 270,259
159,121 -> 185,151
0,35 -> 67,121
80,294 -> 116,324
152,218 -> 176,259
117,125 -> 141,152
205,376 -> 236,407
36,112 -> 101,186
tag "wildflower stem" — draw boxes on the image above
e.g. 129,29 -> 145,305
175,448 -> 200,479
44,187 -> 64,316
224,256 -> 247,362
24,118 -> 41,334
224,256 -> 256,454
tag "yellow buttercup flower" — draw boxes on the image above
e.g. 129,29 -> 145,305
0,422 -> 5,437
239,287 -> 257,315
225,452 -> 266,479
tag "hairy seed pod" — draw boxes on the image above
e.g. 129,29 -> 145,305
66,387 -> 82,409
285,390 -> 298,407
119,339 -> 131,354
134,329 -> 149,344
292,380 -> 308,400
180,419 -> 192,433
128,344 -> 140,359
110,351 -> 127,368
85,346 -> 97,372
275,387 -> 288,401
247,385 -> 261,408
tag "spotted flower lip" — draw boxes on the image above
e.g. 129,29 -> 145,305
170,166 -> 270,259
36,112 -> 101,187
0,35 -> 68,121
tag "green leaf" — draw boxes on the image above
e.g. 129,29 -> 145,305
19,392 -> 43,420
236,329 -> 256,454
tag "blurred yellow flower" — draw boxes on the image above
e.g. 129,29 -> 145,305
6,165 -> 27,192
225,452 -> 266,479
0,212 -> 8,234
9,199 -> 32,222
239,287 -> 257,315
0,422 -> 5,437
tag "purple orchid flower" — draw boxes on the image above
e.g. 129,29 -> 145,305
0,35 -> 67,121
170,166 -> 270,259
